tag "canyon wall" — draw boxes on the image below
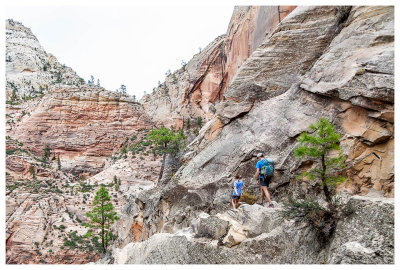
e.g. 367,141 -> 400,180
141,6 -> 296,127
5,19 -> 160,264
110,5 -> 394,264
5,5 -> 394,265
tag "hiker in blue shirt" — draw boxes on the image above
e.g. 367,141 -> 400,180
232,174 -> 245,209
255,153 -> 274,208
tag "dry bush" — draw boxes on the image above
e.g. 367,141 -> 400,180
239,191 -> 258,205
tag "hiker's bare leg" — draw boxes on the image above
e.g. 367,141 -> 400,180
232,199 -> 236,209
260,187 -> 265,203
262,186 -> 272,204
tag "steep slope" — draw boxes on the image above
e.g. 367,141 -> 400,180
141,6 -> 296,127
6,19 -> 83,99
5,19 -> 161,264
108,5 -> 394,264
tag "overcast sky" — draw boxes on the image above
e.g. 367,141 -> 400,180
6,4 -> 234,99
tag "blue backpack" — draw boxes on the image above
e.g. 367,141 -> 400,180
261,158 -> 274,177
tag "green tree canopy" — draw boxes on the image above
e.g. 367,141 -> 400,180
85,185 -> 119,253
148,127 -> 185,181
294,118 -> 346,203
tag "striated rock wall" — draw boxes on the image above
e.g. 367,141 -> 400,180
113,6 -> 394,264
141,6 -> 296,127
5,19 -> 160,264
7,87 -> 154,175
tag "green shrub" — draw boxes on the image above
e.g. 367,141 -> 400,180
279,196 -> 337,243
6,149 -> 16,155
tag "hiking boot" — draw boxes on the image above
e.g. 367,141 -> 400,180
256,202 -> 263,206
267,204 -> 274,208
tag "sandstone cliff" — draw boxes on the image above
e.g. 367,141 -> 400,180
141,6 -> 296,127
5,4 -> 394,265
6,19 -> 83,99
108,5 -> 394,264
5,19 -> 161,264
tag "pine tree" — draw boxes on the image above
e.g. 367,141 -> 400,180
42,144 -> 51,163
113,175 -> 119,191
88,75 -> 95,85
294,118 -> 347,203
148,127 -> 185,181
120,85 -> 127,95
97,79 -> 100,87
85,185 -> 119,253
29,165 -> 36,180
186,118 -> 191,130
57,155 -> 61,170
11,88 -> 18,101
196,116 -> 203,128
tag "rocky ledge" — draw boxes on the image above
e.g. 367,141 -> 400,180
98,194 -> 393,264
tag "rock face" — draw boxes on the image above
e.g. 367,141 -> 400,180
141,6 -> 296,127
109,5 -> 394,265
8,86 -> 154,175
6,19 -> 82,99
6,4 -> 394,265
5,19 -> 160,264
101,195 -> 393,264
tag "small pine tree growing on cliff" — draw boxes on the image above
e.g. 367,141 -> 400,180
85,185 -> 119,253
113,175 -> 119,191
186,118 -> 191,130
196,116 -> 203,128
11,88 -> 18,101
42,144 -> 51,163
294,118 -> 347,203
119,85 -> 127,95
88,75 -> 95,85
148,127 -> 185,182
57,155 -> 61,170
29,165 -> 36,180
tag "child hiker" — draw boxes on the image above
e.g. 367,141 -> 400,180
232,174 -> 245,209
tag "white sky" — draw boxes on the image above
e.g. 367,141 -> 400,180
6,3 -> 234,99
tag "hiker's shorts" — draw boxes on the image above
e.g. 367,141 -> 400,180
232,195 -> 241,200
260,176 -> 271,187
